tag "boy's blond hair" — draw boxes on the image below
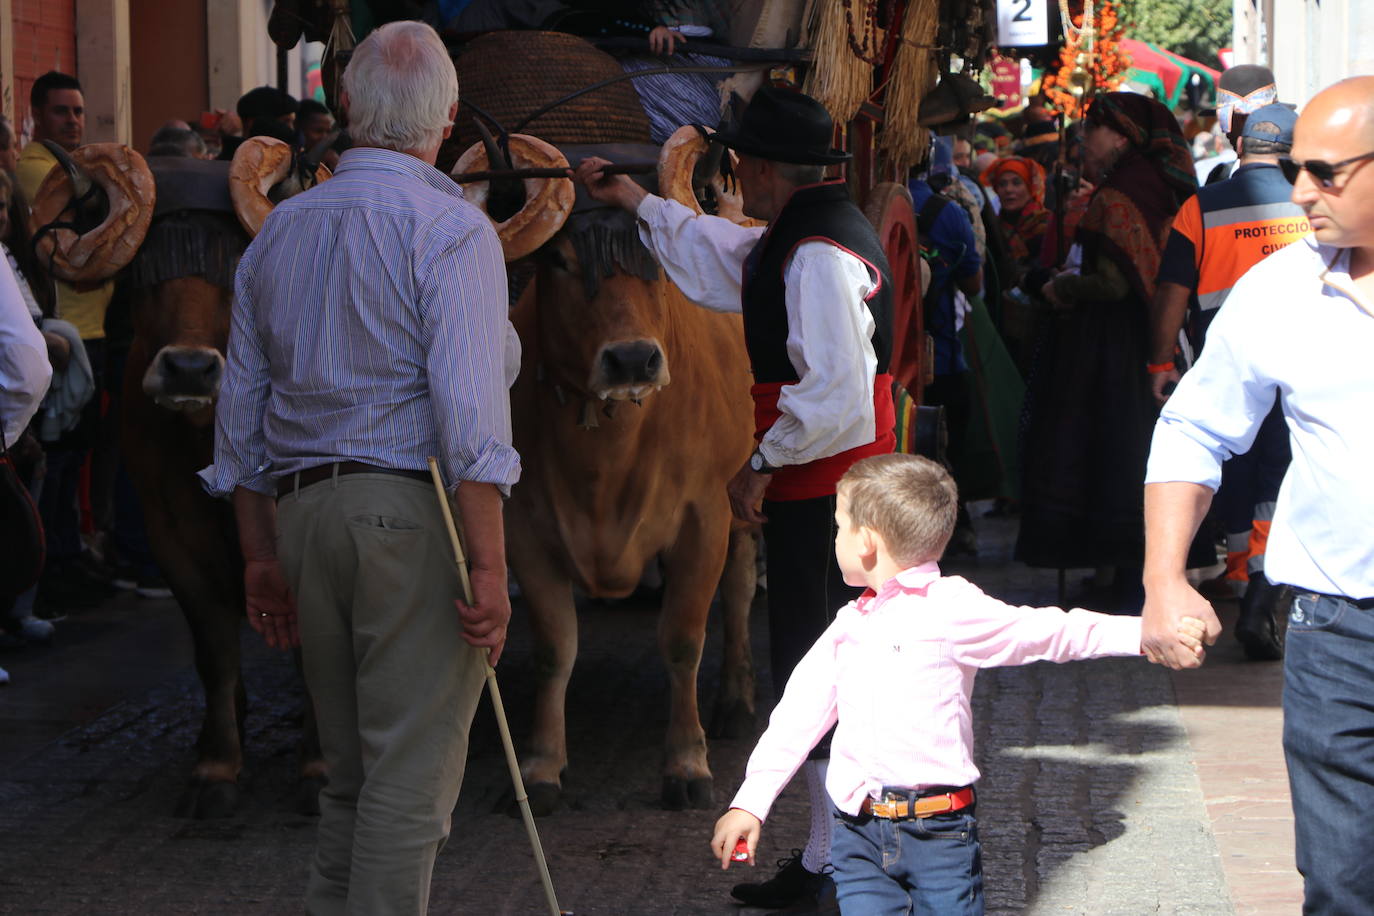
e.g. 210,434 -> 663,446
837,454 -> 958,567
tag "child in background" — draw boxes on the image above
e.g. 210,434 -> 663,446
710,453 -> 1205,914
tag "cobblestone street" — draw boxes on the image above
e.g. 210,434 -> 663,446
0,508 -> 1297,915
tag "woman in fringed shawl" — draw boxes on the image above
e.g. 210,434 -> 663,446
980,155 -> 1050,284
1015,93 -> 1201,601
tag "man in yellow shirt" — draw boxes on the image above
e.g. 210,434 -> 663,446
16,71 -> 114,342
19,71 -> 120,611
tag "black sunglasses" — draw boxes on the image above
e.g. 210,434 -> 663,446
1279,150 -> 1374,188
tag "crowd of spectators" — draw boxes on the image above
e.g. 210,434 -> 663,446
911,73 -> 1302,619
0,72 -> 341,685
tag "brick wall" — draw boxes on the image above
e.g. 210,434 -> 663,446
11,0 -> 77,138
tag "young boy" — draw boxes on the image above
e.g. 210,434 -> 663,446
710,453 -> 1204,914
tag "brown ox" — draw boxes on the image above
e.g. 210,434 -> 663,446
31,147 -> 325,817
458,134 -> 759,813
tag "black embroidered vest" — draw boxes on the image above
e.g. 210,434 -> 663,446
740,182 -> 893,384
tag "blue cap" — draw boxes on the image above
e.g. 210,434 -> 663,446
1241,102 -> 1297,147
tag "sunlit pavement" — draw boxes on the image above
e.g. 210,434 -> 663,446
0,505 -> 1300,914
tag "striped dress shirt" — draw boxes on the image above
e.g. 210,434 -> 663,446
199,147 -> 520,498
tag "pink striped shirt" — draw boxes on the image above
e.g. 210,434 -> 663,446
730,563 -> 1143,820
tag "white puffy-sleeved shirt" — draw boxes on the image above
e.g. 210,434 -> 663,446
635,194 -> 879,468
1146,237 -> 1374,598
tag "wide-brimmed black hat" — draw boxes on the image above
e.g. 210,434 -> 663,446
712,86 -> 851,165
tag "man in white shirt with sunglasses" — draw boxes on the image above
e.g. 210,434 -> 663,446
1141,76 -> 1374,913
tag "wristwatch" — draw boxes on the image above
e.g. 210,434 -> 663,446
749,448 -> 778,474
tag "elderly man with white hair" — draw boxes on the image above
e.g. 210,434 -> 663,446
199,21 -> 519,914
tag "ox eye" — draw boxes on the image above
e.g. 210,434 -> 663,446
542,249 -> 574,272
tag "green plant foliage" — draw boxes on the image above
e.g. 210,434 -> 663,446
1114,0 -> 1232,67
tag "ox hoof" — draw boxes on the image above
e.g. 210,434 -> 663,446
175,780 -> 240,819
661,776 -> 713,811
519,782 -> 563,818
707,699 -> 756,740
295,775 -> 326,816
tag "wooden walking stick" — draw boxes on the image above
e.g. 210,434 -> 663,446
426,457 -> 565,916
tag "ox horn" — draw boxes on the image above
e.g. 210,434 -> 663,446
229,136 -> 332,238
452,134 -> 574,262
472,118 -> 528,224
658,125 -> 760,227
28,143 -> 156,284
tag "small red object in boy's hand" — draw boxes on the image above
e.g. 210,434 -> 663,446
731,838 -> 750,862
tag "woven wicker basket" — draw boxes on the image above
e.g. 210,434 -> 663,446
441,31 -> 652,172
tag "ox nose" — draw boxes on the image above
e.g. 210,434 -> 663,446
599,340 -> 665,387
158,349 -> 223,395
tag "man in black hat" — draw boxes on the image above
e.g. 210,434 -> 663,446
1203,64 -> 1278,185
577,85 -> 896,912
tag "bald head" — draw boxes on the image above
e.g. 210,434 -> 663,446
1289,76 -> 1374,252
1295,77 -> 1374,149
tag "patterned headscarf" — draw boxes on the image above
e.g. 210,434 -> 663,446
1085,92 -> 1195,206
1078,93 -> 1198,305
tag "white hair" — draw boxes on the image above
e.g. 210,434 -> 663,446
342,20 -> 458,152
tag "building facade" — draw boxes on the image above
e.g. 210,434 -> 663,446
1232,0 -> 1374,106
1,0 -> 317,150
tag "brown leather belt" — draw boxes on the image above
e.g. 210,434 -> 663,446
276,461 -> 430,499
860,787 -> 975,820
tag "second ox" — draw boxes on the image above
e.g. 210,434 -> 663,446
29,139 -> 328,817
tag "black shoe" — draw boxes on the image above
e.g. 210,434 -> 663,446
732,852 -> 825,909
1235,577 -> 1290,661
109,562 -> 139,591
69,552 -> 117,593
135,575 -> 173,600
774,876 -> 839,915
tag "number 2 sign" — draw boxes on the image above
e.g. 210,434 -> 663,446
997,0 -> 1049,46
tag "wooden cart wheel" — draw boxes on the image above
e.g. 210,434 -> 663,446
863,180 -> 924,404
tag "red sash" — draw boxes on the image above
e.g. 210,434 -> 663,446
750,374 -> 897,501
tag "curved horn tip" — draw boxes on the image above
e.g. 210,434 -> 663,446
28,143 -> 156,283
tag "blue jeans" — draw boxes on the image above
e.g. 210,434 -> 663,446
1282,590 -> 1374,915
832,806 -> 983,915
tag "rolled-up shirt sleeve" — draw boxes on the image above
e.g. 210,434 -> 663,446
419,218 -> 521,493
199,251 -> 274,498
635,194 -> 762,312
1145,291 -> 1278,491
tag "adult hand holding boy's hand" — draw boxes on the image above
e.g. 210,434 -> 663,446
1142,576 -> 1220,668
711,808 -> 762,869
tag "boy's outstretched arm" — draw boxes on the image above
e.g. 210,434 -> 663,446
711,808 -> 762,870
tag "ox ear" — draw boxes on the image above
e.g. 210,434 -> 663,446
28,143 -> 156,284
229,136 -> 332,239
452,134 -> 575,262
658,126 -> 761,227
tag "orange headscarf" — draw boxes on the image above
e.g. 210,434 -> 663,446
978,156 -> 1047,207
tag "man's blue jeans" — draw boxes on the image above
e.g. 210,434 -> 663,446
831,806 -> 983,915
1282,590 -> 1374,915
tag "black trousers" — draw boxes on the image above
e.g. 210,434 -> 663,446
762,494 -> 863,696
